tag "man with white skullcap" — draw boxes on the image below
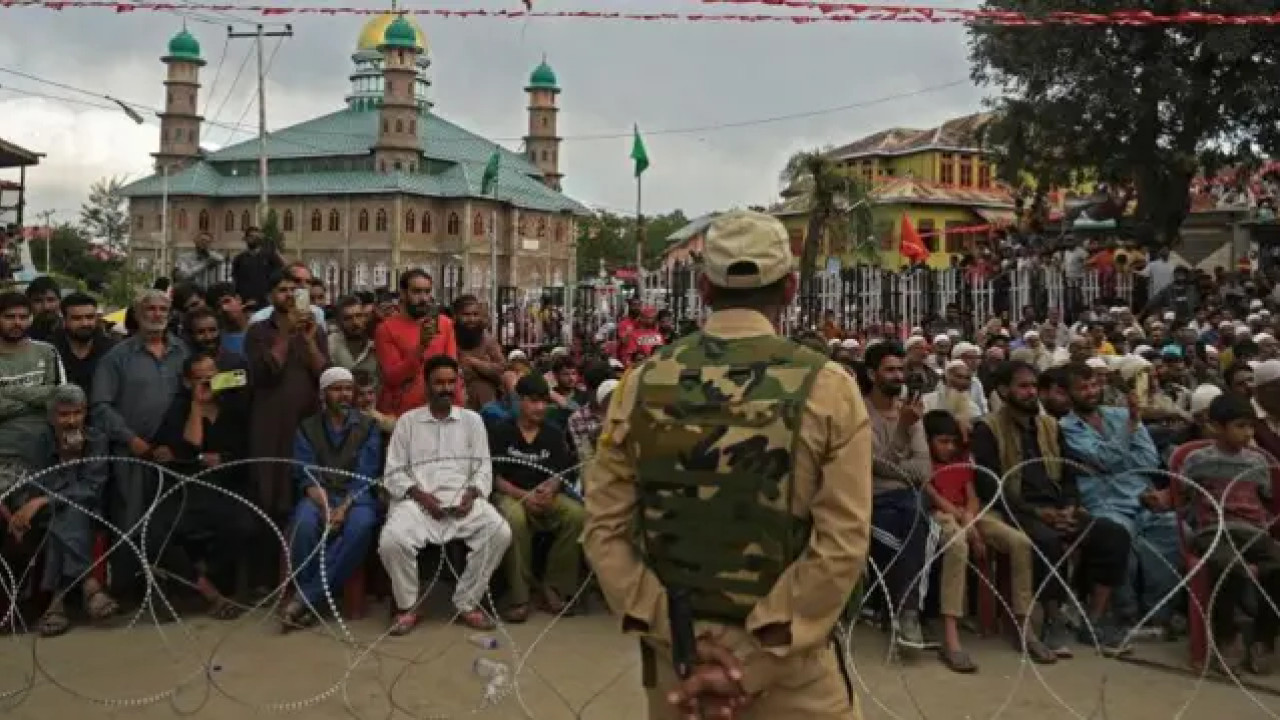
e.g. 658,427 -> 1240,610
1250,360 -> 1280,462
903,335 -> 939,395
928,334 -> 952,372
281,365 -> 384,631
951,342 -> 989,414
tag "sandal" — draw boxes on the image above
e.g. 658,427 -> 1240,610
389,612 -> 419,637
84,589 -> 119,622
208,597 -> 244,621
1020,636 -> 1058,665
457,608 -> 495,631
537,588 -> 568,615
939,647 -> 978,674
279,600 -> 316,633
502,604 -> 529,624
37,609 -> 71,638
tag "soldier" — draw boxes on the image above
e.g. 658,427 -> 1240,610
584,210 -> 872,720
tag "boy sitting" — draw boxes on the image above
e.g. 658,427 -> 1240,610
924,410 -> 1056,672
1179,393 -> 1280,674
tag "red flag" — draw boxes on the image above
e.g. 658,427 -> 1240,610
899,214 -> 930,263
522,0 -> 531,9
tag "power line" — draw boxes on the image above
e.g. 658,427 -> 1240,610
199,34 -> 232,118
220,35 -> 283,147
205,43 -> 254,130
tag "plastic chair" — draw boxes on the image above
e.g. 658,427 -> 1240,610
1168,439 -> 1215,671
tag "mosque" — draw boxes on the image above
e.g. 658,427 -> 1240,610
121,12 -> 588,297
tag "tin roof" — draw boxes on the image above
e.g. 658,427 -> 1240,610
827,112 -> 994,162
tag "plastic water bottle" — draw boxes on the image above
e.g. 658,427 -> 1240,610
468,633 -> 499,650
473,658 -> 509,681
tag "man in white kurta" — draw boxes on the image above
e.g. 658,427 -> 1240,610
377,355 -> 511,635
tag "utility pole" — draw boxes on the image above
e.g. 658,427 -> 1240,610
35,209 -> 53,274
227,23 -> 293,225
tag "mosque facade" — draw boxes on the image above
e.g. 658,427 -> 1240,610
121,14 -> 586,297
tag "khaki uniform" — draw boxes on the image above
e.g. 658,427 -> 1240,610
584,308 -> 872,720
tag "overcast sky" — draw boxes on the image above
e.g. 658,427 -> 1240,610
0,0 -> 987,224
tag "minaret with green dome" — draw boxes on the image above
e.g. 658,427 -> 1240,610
524,55 -> 563,190
373,12 -> 425,173
154,26 -> 206,173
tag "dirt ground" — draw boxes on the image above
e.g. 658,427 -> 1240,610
2,590 -> 1279,720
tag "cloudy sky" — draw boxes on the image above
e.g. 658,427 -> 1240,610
0,0 -> 987,224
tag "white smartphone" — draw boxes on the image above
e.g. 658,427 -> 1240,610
293,287 -> 310,313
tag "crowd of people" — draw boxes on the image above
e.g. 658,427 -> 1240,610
1,220 -> 1278,698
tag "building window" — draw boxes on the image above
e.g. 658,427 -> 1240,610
133,215 -> 143,230
862,163 -> 873,183
959,156 -> 973,187
540,150 -> 548,163
311,210 -> 322,231
375,209 -> 388,232
373,262 -> 389,288
358,209 -> 370,232
978,163 -> 992,189
394,161 -> 403,171
405,210 -> 416,233
154,214 -> 162,231
197,210 -> 210,231
918,219 -> 937,253
328,209 -> 341,232
176,209 -> 188,231
354,262 -> 369,288
283,210 -> 294,232
395,119 -> 403,133
939,154 -> 955,185
472,212 -> 484,237
447,212 -> 460,235
225,211 -> 235,232
240,210 -> 251,231
422,211 -> 432,234
555,222 -> 565,243
409,119 -> 416,134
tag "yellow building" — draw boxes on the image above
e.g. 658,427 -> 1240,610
774,112 -> 1016,269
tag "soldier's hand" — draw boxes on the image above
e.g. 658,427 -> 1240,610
666,637 -> 750,719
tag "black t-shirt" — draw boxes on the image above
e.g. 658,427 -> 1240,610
52,332 -> 116,399
488,419 -> 573,491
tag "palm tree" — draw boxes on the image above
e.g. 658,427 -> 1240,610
778,149 -> 876,294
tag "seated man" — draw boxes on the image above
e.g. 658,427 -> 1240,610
378,355 -> 509,635
281,367 -> 382,629
489,374 -> 584,622
150,353 -> 253,619
2,385 -> 117,636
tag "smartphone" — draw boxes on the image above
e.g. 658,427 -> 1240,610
293,287 -> 310,314
211,369 -> 248,393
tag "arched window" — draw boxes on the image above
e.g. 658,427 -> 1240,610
375,209 -> 388,232
357,210 -> 370,232
154,215 -> 162,231
422,212 -> 432,234
240,210 -> 251,231
541,150 -> 549,163
394,161 -> 402,171
536,216 -> 547,238
133,215 -> 143,231
472,212 -> 484,237
282,210 -> 294,232
311,210 -> 322,232
555,221 -> 565,243
395,119 -> 403,133
354,262 -> 370,288
373,262 -> 389,288
405,210 -> 416,233
447,212 -> 460,236
224,211 -> 235,232
328,210 -> 341,232
409,119 -> 416,134
176,209 -> 188,231
382,120 -> 389,133
197,210 -> 210,231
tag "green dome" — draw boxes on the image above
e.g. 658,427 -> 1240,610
166,29 -> 202,62
382,15 -> 419,49
527,60 -> 559,90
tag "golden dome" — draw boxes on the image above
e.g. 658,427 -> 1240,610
356,13 -> 427,52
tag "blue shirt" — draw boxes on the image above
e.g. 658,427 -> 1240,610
1060,406 -> 1160,522
292,409 -> 382,506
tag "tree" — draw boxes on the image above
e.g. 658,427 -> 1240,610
575,209 -> 690,278
970,2 -> 1280,245
778,150 -> 874,292
79,176 -> 131,252
26,224 -> 123,292
262,208 -> 286,253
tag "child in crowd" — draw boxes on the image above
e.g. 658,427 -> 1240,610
1179,393 -> 1280,675
924,411 -> 1056,672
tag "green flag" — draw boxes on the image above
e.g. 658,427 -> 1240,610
630,125 -> 650,178
481,148 -> 501,195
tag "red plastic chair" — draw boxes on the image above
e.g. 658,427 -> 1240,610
1169,439 -> 1213,671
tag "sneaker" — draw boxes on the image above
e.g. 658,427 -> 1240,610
1042,619 -> 1074,659
896,610 -> 926,650
1078,622 -> 1132,657
1249,642 -> 1274,676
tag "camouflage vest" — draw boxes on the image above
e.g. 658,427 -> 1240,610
628,331 -> 826,624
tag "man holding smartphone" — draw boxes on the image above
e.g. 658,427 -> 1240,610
373,269 -> 461,417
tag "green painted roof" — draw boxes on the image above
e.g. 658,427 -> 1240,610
120,108 -> 589,215
166,29 -> 202,62
528,60 -> 558,90
381,15 -> 418,49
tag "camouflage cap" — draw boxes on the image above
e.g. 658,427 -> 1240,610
702,210 -> 794,289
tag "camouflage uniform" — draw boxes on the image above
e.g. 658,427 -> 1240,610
584,210 -> 873,720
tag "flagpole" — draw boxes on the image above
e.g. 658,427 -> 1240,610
635,173 -> 644,288
490,173 -> 499,330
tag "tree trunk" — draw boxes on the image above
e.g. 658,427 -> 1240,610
799,209 -> 825,298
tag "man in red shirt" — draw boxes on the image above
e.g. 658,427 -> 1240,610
374,269 -> 461,415
619,306 -> 664,362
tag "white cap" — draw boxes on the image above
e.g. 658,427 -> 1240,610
1190,384 -> 1223,415
1023,330 -> 1040,341
1259,333 -> 1277,344
933,334 -> 950,345
945,359 -> 968,372
828,338 -> 841,347
1085,357 -> 1109,370
1252,299 -> 1265,310
946,328 -> 962,339
1133,344 -> 1153,355
1264,310 -> 1274,318
1220,320 -> 1234,330
1256,359 -> 1280,386
910,326 -> 924,336
1163,311 -> 1176,321
550,346 -> 569,358
596,379 -> 620,405
1205,345 -> 1220,356
508,349 -> 528,361
319,366 -> 354,391
951,342 -> 979,359
905,335 -> 927,349
608,358 -> 624,369
841,338 -> 860,350
1248,313 -> 1262,324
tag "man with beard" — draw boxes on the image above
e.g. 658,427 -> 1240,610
25,276 -> 62,343
184,307 -> 247,372
1059,361 -> 1180,654
618,306 -> 664,362
205,282 -> 250,357
0,291 -> 66,485
378,355 -> 508,634
928,334 -> 952,371
230,226 -> 283,310
328,295 -> 378,383
374,269 -> 460,417
173,231 -> 224,290
50,292 -> 115,400
923,359 -> 982,436
1036,366 -> 1073,419
250,262 -> 326,328
452,294 -> 504,410
903,336 -> 939,395
1144,265 -> 1200,321
91,290 -> 189,601
614,297 -> 641,357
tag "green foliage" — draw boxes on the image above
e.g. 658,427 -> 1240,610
970,1 -> 1280,243
778,149 -> 875,286
27,224 -> 123,292
575,209 -> 690,278
262,208 -> 286,253
102,264 -> 152,310
79,176 -> 130,251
